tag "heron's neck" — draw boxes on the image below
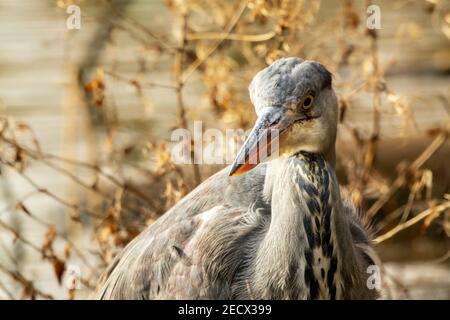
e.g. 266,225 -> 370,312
254,151 -> 355,299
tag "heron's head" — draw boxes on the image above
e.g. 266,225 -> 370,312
230,58 -> 338,176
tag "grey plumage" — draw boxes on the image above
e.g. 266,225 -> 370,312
249,58 -> 331,115
96,58 -> 379,300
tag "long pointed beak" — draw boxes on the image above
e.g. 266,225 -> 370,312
229,107 -> 291,176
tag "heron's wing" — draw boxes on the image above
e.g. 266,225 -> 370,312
96,204 -> 267,299
96,166 -> 268,299
340,191 -> 379,267
340,188 -> 380,299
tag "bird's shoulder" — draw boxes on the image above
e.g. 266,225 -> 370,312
96,166 -> 269,299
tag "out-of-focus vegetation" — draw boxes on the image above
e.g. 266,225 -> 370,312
0,0 -> 449,299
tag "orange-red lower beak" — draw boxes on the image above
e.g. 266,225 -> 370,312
229,109 -> 282,176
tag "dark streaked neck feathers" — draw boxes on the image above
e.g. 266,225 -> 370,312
254,151 -> 358,299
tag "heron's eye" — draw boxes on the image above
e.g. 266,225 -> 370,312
301,94 -> 314,110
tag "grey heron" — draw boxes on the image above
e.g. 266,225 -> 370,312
96,57 -> 379,300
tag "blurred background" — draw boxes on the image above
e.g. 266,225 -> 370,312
0,0 -> 449,299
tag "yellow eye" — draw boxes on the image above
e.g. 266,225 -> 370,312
301,94 -> 314,110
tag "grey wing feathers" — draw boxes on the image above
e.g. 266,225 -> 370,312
96,206 -> 211,299
340,188 -> 380,299
340,189 -> 380,267
96,166 -> 267,299
96,204 -> 266,299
